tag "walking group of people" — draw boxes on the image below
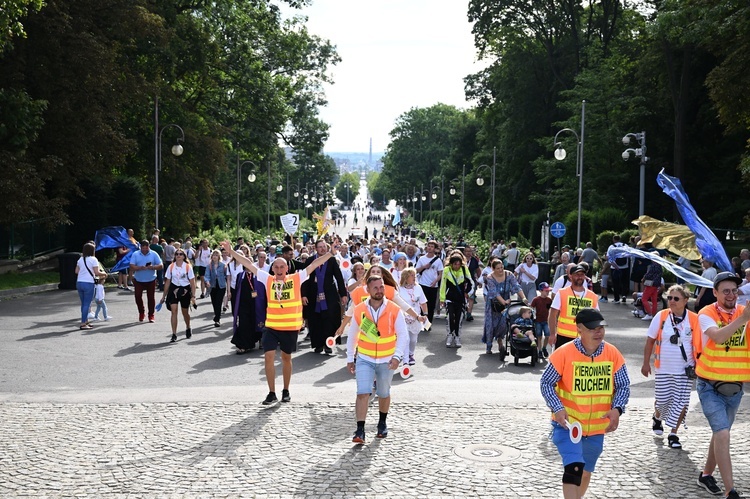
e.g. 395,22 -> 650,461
72,215 -> 750,498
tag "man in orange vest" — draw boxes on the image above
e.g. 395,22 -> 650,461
695,272 -> 750,498
549,264 -> 599,349
346,275 -> 409,444
540,308 -> 630,499
220,240 -> 334,405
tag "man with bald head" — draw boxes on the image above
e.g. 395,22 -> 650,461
221,240 -> 334,405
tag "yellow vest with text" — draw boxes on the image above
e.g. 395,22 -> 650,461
556,287 -> 599,338
353,299 -> 401,359
696,304 -> 750,382
549,342 -> 625,436
265,273 -> 303,331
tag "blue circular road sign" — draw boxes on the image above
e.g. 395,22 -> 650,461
550,222 -> 566,238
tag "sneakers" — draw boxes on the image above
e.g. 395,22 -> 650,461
185,328 -> 192,339
199,293 -> 205,299
103,316 -> 113,321
652,416 -> 664,436
454,336 -> 462,348
642,314 -> 653,321
139,313 -> 145,322
148,315 -> 155,323
446,334 -> 453,348
262,392 -> 278,405
530,340 -> 537,348
281,389 -> 291,403
465,313 -> 474,322
697,473 -> 722,495
486,346 -> 492,354
600,296 -> 608,302
621,297 -> 627,303
324,347 -> 333,355
542,347 -> 549,358
726,490 -> 743,499
408,355 -> 416,365
170,334 -> 177,343
668,434 -> 682,449
352,428 -> 365,443
376,423 -> 388,438
214,321 -> 220,327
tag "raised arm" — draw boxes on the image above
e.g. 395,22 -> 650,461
305,248 -> 334,273
220,241 -> 258,274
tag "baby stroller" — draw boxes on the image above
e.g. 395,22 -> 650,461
503,300 -> 538,367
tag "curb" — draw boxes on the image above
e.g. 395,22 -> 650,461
0,283 -> 61,300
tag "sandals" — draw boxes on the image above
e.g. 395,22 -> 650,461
668,434 -> 682,449
236,349 -> 248,355
80,324 -> 93,330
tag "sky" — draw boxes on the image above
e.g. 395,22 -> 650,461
281,0 -> 488,153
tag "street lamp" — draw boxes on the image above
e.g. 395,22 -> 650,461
154,96 -> 185,231
247,160 -> 276,231
622,131 -> 649,216
552,100 -> 586,247
475,148 -> 497,240
236,158 -> 258,236
449,165 -> 466,230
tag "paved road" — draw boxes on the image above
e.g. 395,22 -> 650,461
1,281 -> 749,497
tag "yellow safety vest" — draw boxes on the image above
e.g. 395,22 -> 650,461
265,273 -> 303,331
556,287 -> 599,338
696,304 -> 750,382
352,299 -> 401,359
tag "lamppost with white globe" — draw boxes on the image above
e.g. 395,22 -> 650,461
552,100 -> 586,247
154,97 -> 185,231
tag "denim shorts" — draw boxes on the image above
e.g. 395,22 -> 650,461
697,378 -> 743,432
355,358 -> 396,398
534,321 -> 550,337
551,422 -> 604,473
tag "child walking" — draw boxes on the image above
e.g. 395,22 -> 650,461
94,277 -> 112,321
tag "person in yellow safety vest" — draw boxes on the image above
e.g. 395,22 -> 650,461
549,264 -> 599,350
346,275 -> 409,444
540,308 -> 630,499
640,284 -> 700,450
695,272 -> 750,498
220,240 -> 334,406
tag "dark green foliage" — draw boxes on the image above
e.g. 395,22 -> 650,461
110,176 -> 147,238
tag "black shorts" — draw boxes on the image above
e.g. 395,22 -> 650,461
166,286 -> 192,309
195,266 -> 206,277
261,328 -> 298,354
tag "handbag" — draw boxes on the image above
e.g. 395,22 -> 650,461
491,299 -> 505,314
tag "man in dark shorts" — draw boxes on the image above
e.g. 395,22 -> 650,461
221,240 -> 334,405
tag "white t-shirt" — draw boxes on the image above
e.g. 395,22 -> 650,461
517,263 -> 538,284
505,248 -> 520,266
417,254 -> 444,288
95,283 -> 105,301
551,275 -> 592,295
194,248 -> 212,267
227,261 -> 245,289
738,282 -> 750,306
648,311 -> 695,374
398,284 -> 427,314
165,262 -> 195,287
76,256 -> 100,283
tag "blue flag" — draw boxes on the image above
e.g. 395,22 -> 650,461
608,246 -> 713,288
657,169 -> 732,272
95,226 -> 139,272
392,206 -> 401,226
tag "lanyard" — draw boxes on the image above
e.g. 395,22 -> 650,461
368,302 -> 383,324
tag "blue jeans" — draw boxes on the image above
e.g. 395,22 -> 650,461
355,358 -> 396,398
76,281 -> 95,323
95,299 -> 108,319
535,321 -> 550,337
697,379 -> 743,432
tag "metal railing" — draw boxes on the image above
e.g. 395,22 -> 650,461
0,218 -> 66,260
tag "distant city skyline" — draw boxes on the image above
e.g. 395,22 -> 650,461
282,1 -> 487,153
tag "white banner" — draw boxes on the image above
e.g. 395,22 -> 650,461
280,213 -> 300,235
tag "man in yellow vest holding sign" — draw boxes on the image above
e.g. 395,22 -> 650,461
221,240 -> 334,406
346,275 -> 409,443
695,272 -> 750,498
549,264 -> 599,350
540,308 -> 630,499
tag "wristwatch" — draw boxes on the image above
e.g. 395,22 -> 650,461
614,407 -> 623,416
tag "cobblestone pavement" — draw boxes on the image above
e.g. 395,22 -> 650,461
1,400 -> 748,497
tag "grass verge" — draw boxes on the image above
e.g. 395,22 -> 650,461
0,271 -> 59,291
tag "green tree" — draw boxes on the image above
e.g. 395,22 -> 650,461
335,172 -> 359,206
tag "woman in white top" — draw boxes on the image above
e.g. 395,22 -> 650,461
398,268 -> 428,365
75,242 -> 106,329
194,239 -> 212,298
641,284 -> 697,449
346,262 -> 366,293
160,249 -> 197,343
516,252 -> 539,301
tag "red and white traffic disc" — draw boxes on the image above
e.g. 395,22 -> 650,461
400,365 -> 412,379
566,420 -> 582,444
325,336 -> 335,348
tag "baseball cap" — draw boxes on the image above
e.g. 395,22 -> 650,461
569,264 -> 586,274
575,308 -> 608,329
713,271 -> 742,289
538,282 -> 551,291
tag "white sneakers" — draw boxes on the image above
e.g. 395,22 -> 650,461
445,334 -> 462,348
642,314 -> 653,321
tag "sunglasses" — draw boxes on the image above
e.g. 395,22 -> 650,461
666,296 -> 682,301
175,253 -> 185,257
